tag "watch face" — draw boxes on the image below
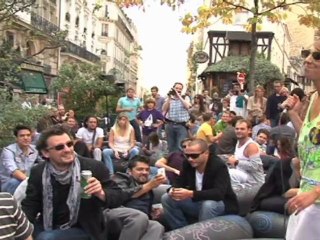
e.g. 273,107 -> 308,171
309,127 -> 320,145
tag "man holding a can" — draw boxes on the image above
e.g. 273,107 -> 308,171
22,125 -> 164,240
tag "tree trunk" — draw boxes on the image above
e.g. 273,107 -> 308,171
248,0 -> 259,95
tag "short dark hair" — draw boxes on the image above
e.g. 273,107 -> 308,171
180,138 -> 192,148
173,82 -> 183,89
279,112 -> 290,125
128,155 -> 150,170
151,86 -> 159,92
126,87 -> 135,92
202,112 -> 213,122
13,125 -> 32,137
229,111 -> 237,116
257,128 -> 270,139
36,125 -> 72,154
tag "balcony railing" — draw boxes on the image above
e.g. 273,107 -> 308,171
61,41 -> 100,63
31,12 -> 59,34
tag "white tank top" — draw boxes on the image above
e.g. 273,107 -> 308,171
112,126 -> 132,152
234,138 -> 255,161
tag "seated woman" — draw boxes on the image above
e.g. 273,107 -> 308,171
142,132 -> 168,166
250,137 -> 300,214
102,113 -> 139,175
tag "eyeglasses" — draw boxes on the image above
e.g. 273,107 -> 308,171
302,50 -> 320,61
47,141 -> 74,151
184,152 -> 204,159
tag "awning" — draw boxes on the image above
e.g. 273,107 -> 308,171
20,70 -> 48,94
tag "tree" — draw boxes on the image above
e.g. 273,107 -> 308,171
51,63 -> 117,119
115,0 -> 320,93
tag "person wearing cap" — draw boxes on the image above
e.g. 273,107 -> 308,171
137,98 -> 164,145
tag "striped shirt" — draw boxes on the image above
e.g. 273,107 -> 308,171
0,192 -> 33,240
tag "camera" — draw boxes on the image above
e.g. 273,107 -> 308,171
168,88 -> 176,96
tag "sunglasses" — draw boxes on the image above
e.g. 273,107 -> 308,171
184,152 -> 204,159
302,50 -> 320,61
47,141 -> 74,151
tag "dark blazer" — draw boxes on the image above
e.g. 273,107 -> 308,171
173,154 -> 239,214
21,155 -> 130,240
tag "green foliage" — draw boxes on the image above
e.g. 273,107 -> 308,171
51,62 -> 117,119
204,56 -> 284,85
0,90 -> 50,148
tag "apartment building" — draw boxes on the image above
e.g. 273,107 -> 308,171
98,1 -> 141,92
59,0 -> 102,64
0,0 -> 61,96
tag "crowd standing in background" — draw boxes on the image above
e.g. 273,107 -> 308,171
3,41 -> 320,239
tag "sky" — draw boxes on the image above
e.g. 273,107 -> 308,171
124,0 -> 203,95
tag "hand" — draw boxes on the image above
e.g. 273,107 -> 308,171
114,150 -> 120,159
170,188 -> 193,201
173,169 -> 180,175
127,108 -> 134,112
285,94 -> 301,113
147,174 -> 167,189
84,177 -> 105,200
286,190 -> 319,214
283,188 -> 299,198
227,155 -> 238,167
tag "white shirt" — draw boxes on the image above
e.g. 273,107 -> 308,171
195,170 -> 204,191
76,127 -> 104,145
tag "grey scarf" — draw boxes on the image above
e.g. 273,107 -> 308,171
42,155 -> 81,230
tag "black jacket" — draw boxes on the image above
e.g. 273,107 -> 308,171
173,154 -> 239,214
21,155 -> 130,240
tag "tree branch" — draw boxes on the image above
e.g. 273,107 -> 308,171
260,1 -> 307,15
0,1 -> 36,23
222,0 -> 251,12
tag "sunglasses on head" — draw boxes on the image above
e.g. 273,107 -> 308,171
47,141 -> 74,151
302,50 -> 320,61
184,152 -> 204,159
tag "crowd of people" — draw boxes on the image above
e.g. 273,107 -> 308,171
1,40 -> 320,240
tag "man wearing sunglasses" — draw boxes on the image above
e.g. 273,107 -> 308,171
0,125 -> 40,194
161,139 -> 239,230
21,125 -> 163,240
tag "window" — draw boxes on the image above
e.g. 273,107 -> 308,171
102,24 -> 108,37
6,31 -> 14,48
105,5 -> 109,18
65,12 -> 70,22
75,16 -> 79,27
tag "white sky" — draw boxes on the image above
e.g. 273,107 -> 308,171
124,0 -> 203,95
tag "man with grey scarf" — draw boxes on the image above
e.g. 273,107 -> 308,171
21,125 -> 164,240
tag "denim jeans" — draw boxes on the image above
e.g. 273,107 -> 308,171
161,193 -> 225,230
165,123 -> 188,153
1,178 -> 21,195
103,147 -> 139,174
34,226 -> 90,240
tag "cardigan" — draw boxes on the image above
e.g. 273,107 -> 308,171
21,155 -> 129,240
173,154 -> 239,214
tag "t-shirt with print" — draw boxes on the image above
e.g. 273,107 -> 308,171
298,92 -> 320,201
137,109 -> 164,135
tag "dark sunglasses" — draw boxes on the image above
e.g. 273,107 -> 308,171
302,50 -> 320,61
47,141 -> 74,151
184,152 -> 204,159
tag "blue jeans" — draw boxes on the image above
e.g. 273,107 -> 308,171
165,123 -> 188,153
130,120 -> 142,143
34,226 -> 90,240
1,178 -> 21,194
103,147 -> 139,174
161,193 -> 225,230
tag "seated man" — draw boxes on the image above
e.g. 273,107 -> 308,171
0,125 -> 39,194
113,156 -> 167,217
76,116 -> 104,161
161,139 -> 239,230
196,113 -> 221,144
0,192 -> 33,240
227,119 -> 265,193
155,138 -> 191,184
22,125 -> 164,240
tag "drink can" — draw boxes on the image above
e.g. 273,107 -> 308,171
81,170 -> 92,199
